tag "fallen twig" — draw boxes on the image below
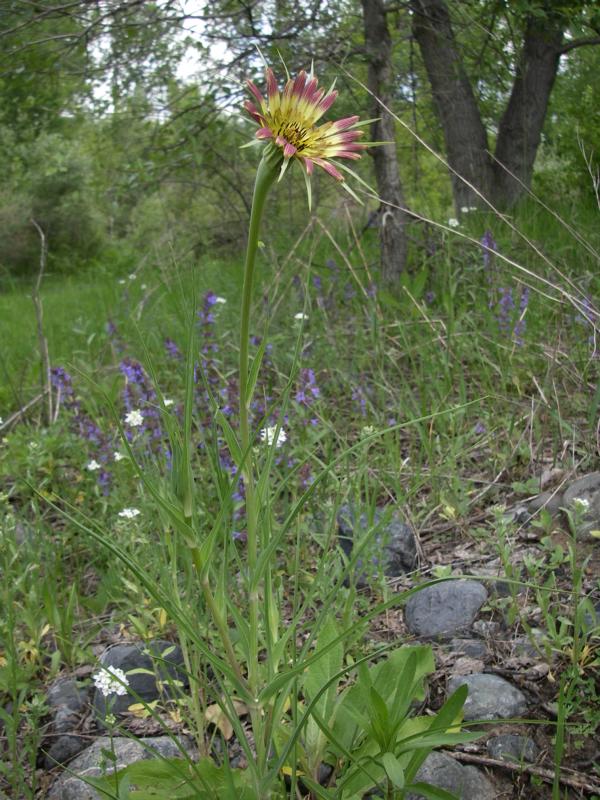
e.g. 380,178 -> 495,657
448,748 -> 600,795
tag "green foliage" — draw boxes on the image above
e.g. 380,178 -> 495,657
91,757 -> 260,799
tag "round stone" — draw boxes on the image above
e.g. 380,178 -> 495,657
447,673 -> 528,720
487,734 -> 538,763
404,580 -> 488,639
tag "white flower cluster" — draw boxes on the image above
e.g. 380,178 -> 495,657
93,666 -> 129,697
86,459 -> 101,471
118,507 -> 140,519
260,426 -> 287,447
447,218 -> 460,228
294,312 -> 308,321
124,409 -> 144,427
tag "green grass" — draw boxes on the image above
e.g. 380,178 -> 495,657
0,198 -> 599,798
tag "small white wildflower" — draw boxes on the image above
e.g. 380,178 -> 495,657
93,666 -> 130,697
118,507 -> 140,519
118,279 -> 126,285
460,206 -> 469,213
141,283 -> 147,290
294,312 -> 308,321
215,296 -> 227,304
163,398 -> 174,407
128,273 -> 137,280
113,451 -> 125,462
573,497 -> 590,510
260,426 -> 287,447
448,218 -> 460,228
361,425 -> 375,437
86,459 -> 101,471
124,409 -> 144,427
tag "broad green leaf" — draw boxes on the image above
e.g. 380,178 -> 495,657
303,616 -> 344,767
381,751 -> 405,789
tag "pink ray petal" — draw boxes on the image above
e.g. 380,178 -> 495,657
302,77 -> 319,101
331,116 -> 360,132
244,100 -> 264,123
334,151 -> 362,160
317,91 -> 338,114
292,70 -> 307,98
266,68 -> 279,100
256,127 -> 274,139
303,158 -> 314,175
246,80 -> 264,106
313,157 -> 343,181
283,142 -> 297,158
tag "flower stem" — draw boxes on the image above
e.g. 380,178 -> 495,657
238,147 -> 280,769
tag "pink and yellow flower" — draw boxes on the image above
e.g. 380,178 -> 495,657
244,67 -> 367,182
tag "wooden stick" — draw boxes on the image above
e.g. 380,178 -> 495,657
447,749 -> 600,795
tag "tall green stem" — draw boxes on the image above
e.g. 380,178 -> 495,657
239,147 -> 280,771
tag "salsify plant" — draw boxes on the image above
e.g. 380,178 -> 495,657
54,64 -> 479,800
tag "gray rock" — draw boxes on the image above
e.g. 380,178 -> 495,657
47,678 -> 89,734
43,734 -> 88,769
449,638 -> 487,658
48,678 -> 88,712
502,505 -> 531,525
563,473 -> 600,540
337,505 -> 417,584
487,734 -> 538,763
48,736 -> 195,799
511,634 -> 544,659
407,751 -> 496,799
448,674 -> 528,720
93,640 -> 188,724
527,490 -> 564,516
472,620 -> 501,638
404,581 -> 488,639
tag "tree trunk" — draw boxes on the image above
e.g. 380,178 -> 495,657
362,0 -> 409,279
411,0 -> 493,208
412,0 -> 568,210
492,14 -> 563,207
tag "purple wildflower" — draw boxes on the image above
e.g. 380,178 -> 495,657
497,287 -> 514,334
51,366 -> 114,492
481,230 -> 497,270
295,368 -> 320,408
164,338 -> 181,360
352,385 -> 368,417
513,287 -> 529,345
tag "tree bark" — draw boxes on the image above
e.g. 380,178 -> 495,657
492,13 -> 563,207
362,0 -> 409,279
412,0 -> 569,209
412,0 -> 493,208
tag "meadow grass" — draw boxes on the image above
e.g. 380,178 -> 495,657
0,197 -> 599,798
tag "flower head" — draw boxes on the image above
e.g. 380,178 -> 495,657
260,426 -> 287,448
118,507 -> 140,519
86,459 -> 101,471
93,666 -> 129,697
124,409 -> 144,427
245,66 -> 368,189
